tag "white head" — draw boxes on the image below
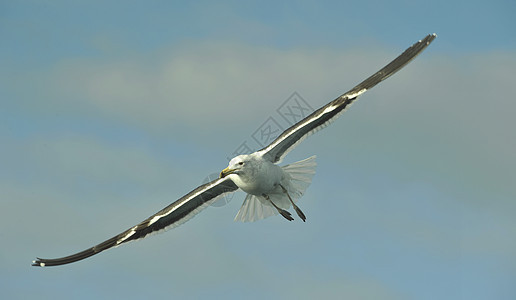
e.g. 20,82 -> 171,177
219,154 -> 252,179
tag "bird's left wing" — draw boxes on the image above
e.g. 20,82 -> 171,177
32,177 -> 238,267
259,34 -> 436,163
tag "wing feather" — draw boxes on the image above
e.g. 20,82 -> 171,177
259,34 -> 436,163
32,177 -> 238,267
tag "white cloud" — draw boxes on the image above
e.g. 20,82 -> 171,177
41,41 -> 393,134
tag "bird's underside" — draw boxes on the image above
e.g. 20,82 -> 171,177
32,33 -> 436,267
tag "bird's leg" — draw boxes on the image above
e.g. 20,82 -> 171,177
262,194 -> 293,221
279,184 -> 306,222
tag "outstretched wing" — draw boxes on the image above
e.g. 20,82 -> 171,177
32,177 -> 238,267
258,34 -> 436,163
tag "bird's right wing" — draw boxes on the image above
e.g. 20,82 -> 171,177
32,177 -> 238,267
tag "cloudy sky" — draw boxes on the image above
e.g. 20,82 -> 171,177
1,1 -> 515,299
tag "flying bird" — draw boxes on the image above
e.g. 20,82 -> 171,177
32,33 -> 436,267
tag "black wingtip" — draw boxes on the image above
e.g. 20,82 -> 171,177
421,33 -> 437,46
32,258 -> 45,267
428,33 -> 437,42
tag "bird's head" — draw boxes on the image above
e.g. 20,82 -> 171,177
220,154 -> 251,178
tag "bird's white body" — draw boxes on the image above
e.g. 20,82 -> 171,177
225,153 -> 285,195
221,153 -> 317,222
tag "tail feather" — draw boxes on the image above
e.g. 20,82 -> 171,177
282,155 -> 316,199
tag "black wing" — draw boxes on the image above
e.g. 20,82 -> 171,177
32,177 -> 238,267
258,34 -> 437,163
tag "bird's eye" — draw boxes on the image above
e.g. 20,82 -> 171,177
238,162 -> 244,165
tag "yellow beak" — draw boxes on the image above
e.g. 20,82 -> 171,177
219,167 -> 236,178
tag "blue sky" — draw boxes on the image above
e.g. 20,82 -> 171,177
1,1 -> 515,299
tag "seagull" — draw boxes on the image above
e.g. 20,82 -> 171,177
32,33 -> 436,267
